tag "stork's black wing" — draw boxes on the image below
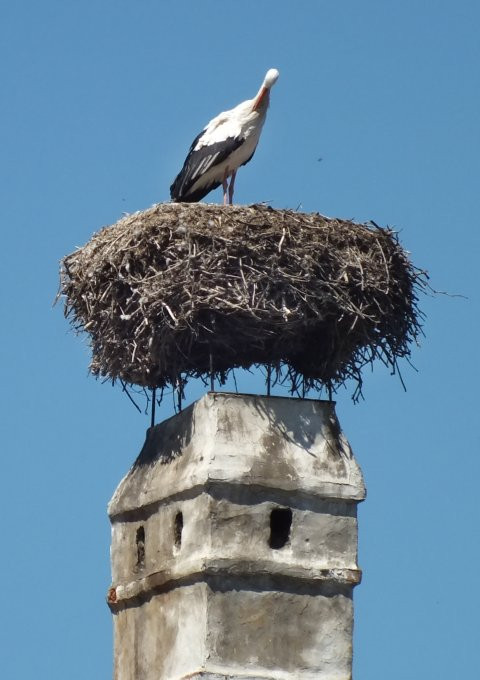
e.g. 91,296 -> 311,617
170,131 -> 244,202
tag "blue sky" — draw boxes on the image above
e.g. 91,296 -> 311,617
1,1 -> 479,677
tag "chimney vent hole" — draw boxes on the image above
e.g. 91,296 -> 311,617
135,526 -> 145,567
174,511 -> 183,549
269,508 -> 292,549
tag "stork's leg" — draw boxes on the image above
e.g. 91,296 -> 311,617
222,168 -> 229,205
228,169 -> 237,205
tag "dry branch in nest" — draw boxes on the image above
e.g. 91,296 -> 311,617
60,203 -> 427,400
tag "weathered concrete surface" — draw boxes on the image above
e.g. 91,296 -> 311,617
108,393 -> 365,680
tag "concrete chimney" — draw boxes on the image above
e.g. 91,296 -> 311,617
107,392 -> 365,679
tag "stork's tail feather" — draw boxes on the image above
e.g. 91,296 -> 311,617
170,179 -> 222,203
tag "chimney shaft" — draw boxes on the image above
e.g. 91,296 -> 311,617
108,392 -> 365,679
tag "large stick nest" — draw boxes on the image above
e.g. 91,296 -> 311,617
60,203 -> 427,399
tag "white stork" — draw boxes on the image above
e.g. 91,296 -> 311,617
170,68 -> 279,205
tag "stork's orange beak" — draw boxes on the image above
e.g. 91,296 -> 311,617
252,87 -> 268,112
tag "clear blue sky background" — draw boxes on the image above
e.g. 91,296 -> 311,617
1,1 -> 479,677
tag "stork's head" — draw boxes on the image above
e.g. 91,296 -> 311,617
253,68 -> 279,112
263,68 -> 280,89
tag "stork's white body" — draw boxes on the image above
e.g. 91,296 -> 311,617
170,69 -> 279,204
186,104 -> 266,198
